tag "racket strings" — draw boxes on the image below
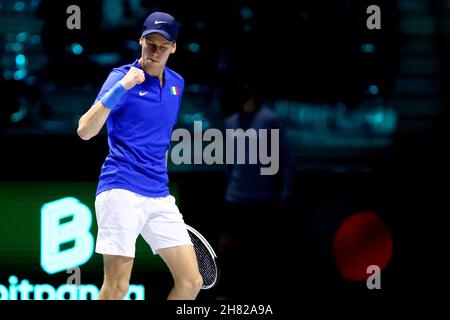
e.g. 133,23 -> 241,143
189,232 -> 217,288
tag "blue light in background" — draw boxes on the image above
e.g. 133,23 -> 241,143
13,69 -> 27,80
189,84 -> 201,93
362,43 -> 375,53
15,54 -> 26,67
16,32 -> 28,42
183,112 -> 205,124
188,43 -> 200,53
14,1 -> 25,11
30,35 -> 41,45
373,112 -> 384,124
89,52 -> 121,66
125,40 -> 140,51
202,120 -> 210,129
30,0 -> 40,10
367,108 -> 398,134
10,105 -> 27,123
240,6 -> 254,20
369,85 -> 379,95
5,42 -> 23,53
195,21 -> 206,31
6,33 -> 16,42
71,43 -> 83,55
25,76 -> 37,85
3,71 -> 13,80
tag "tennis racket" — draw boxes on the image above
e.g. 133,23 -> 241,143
185,224 -> 219,289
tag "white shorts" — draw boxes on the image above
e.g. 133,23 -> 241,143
95,188 -> 192,257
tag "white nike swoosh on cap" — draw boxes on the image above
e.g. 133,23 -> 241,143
154,20 -> 167,24
139,91 -> 148,96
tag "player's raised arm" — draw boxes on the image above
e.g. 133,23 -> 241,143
76,101 -> 111,141
77,67 -> 145,140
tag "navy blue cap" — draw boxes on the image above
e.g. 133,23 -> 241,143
141,12 -> 179,41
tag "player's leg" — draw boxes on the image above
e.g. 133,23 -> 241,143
141,195 -> 202,300
158,245 -> 203,300
98,254 -> 134,300
95,189 -> 147,300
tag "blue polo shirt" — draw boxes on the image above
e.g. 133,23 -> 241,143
94,59 -> 183,197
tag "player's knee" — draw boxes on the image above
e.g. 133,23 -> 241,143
103,279 -> 130,298
115,281 -> 130,297
194,273 -> 203,291
178,273 -> 203,293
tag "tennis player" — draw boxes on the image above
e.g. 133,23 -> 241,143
77,12 -> 203,300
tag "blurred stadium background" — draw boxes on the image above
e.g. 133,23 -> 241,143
0,0 -> 447,302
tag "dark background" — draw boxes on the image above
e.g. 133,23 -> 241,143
0,0 -> 448,309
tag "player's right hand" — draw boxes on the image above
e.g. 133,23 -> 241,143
119,67 -> 145,90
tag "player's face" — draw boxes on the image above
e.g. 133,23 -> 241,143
139,33 -> 176,72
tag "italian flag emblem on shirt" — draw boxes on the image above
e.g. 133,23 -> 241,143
170,86 -> 179,95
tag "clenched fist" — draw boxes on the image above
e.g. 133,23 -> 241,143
119,67 -> 145,90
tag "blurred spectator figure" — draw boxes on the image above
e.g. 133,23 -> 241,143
215,80 -> 295,299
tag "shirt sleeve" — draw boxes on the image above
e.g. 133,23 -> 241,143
94,69 -> 126,104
